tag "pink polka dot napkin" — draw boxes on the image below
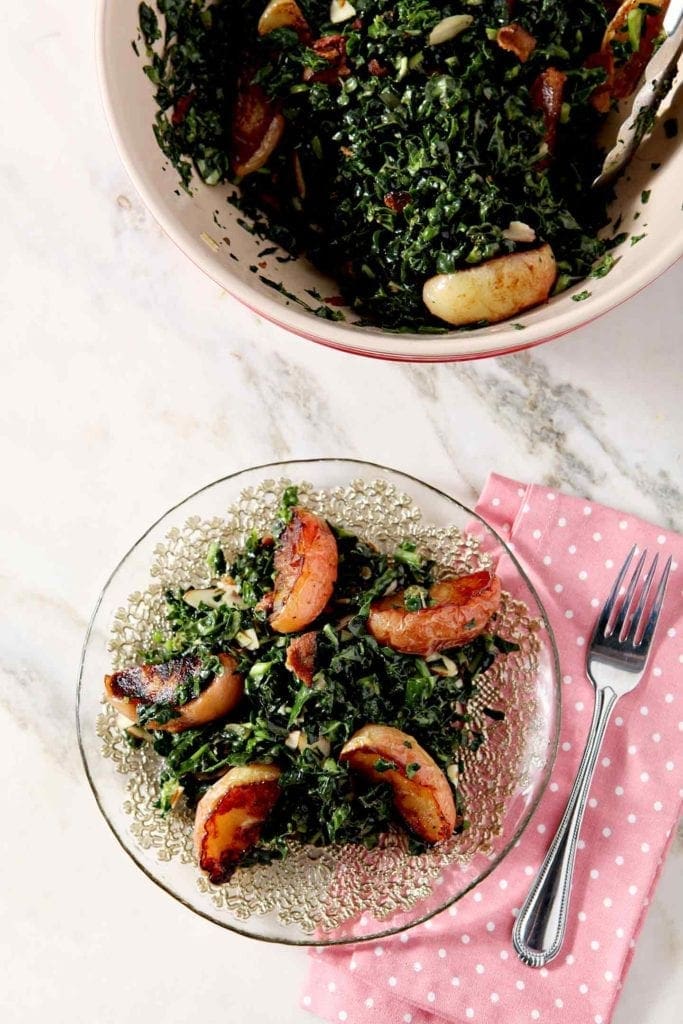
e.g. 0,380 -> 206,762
303,473 -> 683,1024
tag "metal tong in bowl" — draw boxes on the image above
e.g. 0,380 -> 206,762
593,3 -> 683,188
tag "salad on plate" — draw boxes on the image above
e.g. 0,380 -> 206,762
103,487 -> 516,884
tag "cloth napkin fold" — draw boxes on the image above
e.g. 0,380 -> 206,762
303,473 -> 683,1024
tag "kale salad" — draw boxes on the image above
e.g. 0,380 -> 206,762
104,487 -> 517,883
134,0 -> 668,330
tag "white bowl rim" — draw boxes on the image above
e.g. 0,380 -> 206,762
96,0 -> 683,362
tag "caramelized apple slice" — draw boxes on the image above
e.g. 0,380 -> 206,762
231,80 -> 285,178
269,508 -> 338,633
340,725 -> 456,843
104,653 -> 243,732
258,0 -> 310,39
193,764 -> 282,883
423,245 -> 557,326
367,570 -> 502,656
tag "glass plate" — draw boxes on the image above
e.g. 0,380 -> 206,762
77,459 -> 560,944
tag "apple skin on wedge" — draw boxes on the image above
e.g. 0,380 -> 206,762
340,725 -> 456,843
367,569 -> 502,656
104,653 -> 243,732
269,508 -> 338,634
193,764 -> 282,884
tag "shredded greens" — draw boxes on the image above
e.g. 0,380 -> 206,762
137,0 -> 620,329
123,489 -> 517,862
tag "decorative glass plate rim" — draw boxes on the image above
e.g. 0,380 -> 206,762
76,457 -> 562,945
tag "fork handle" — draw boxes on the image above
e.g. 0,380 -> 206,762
512,685 -> 618,967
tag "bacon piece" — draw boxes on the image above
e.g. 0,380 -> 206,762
383,190 -> 412,214
285,631 -> 318,686
585,50 -> 614,113
496,23 -> 537,63
302,35 -> 351,85
368,58 -> 389,77
171,93 -> 194,127
531,67 -> 567,160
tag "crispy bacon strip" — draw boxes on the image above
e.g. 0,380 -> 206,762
531,67 -> 568,160
302,35 -> 351,84
383,190 -> 412,214
285,631 -> 318,686
496,23 -> 537,63
368,58 -> 389,78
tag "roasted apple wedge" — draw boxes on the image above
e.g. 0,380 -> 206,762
368,569 -> 502,656
340,725 -> 456,843
231,79 -> 285,178
269,508 -> 338,633
257,0 -> 310,39
423,244 -> 557,326
104,653 -> 243,732
193,764 -> 282,883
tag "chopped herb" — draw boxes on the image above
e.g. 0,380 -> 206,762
664,117 -> 678,139
139,3 -> 161,47
206,540 -> 226,576
630,233 -> 647,245
277,485 -> 299,524
590,252 -> 617,278
313,305 -> 346,321
641,189 -> 651,204
572,289 -> 591,301
406,763 -> 421,779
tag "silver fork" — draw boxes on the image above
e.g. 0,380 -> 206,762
513,546 -> 672,967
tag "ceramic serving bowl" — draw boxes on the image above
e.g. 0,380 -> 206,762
77,459 -> 561,943
97,1 -> 683,361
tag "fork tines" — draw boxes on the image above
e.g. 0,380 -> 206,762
594,545 -> 672,650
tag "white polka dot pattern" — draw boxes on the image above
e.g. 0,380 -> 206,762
304,475 -> 683,1024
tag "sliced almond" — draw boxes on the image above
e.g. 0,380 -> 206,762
502,220 -> 537,244
428,15 -> 473,46
329,0 -> 357,24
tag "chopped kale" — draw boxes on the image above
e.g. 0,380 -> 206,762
136,0 -> 616,329
128,490 -> 519,859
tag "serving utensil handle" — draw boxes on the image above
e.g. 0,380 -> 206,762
512,685 -> 618,967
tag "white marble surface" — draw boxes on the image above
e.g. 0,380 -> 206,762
1,3 -> 682,1022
